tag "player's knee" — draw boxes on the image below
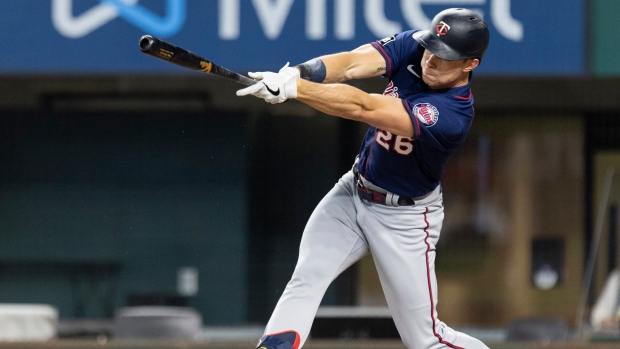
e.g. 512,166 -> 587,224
285,269 -> 332,298
287,273 -> 324,292
291,260 -> 333,284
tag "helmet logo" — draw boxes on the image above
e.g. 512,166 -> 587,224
435,21 -> 451,36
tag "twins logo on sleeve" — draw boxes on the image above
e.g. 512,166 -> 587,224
412,103 -> 439,127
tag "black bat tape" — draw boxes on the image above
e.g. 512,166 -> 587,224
138,35 -> 255,86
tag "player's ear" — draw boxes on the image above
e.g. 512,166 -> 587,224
463,58 -> 480,73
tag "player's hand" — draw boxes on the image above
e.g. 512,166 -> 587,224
277,62 -> 301,78
248,63 -> 300,81
236,64 -> 298,104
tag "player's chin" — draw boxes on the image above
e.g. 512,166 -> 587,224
422,72 -> 438,87
423,72 -> 450,89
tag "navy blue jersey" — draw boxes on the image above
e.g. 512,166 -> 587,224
355,30 -> 475,198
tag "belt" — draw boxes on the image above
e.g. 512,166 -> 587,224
353,167 -> 415,206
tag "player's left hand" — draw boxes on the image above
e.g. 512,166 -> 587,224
236,63 -> 298,104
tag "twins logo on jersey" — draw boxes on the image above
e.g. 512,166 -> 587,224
383,81 -> 399,97
412,103 -> 439,127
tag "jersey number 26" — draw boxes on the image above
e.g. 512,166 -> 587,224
376,130 -> 414,155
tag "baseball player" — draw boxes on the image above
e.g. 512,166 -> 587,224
237,8 -> 490,349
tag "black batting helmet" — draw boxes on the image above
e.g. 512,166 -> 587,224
413,8 -> 489,61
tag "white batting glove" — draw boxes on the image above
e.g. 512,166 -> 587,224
278,62 -> 301,78
236,63 -> 297,104
247,63 -> 300,81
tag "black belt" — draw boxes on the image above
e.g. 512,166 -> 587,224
353,168 -> 415,206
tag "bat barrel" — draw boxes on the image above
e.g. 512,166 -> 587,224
139,35 -> 257,86
139,35 -> 155,52
139,35 -> 205,72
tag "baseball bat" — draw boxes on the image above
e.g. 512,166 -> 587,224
139,35 -> 256,86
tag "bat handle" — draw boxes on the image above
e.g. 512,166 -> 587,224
212,66 -> 256,86
237,75 -> 258,87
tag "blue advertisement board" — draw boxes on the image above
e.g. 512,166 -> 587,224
0,0 -> 584,75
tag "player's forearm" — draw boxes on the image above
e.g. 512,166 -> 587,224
296,79 -> 363,119
295,79 -> 414,137
295,54 -> 354,84
322,56 -> 383,82
319,53 -> 357,83
301,44 -> 386,83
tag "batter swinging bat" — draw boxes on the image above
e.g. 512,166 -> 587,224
139,35 -> 256,86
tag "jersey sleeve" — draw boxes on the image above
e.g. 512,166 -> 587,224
371,30 -> 420,80
402,96 -> 469,151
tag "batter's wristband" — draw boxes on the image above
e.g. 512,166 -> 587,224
295,58 -> 326,83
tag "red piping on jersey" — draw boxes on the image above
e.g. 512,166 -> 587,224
424,208 -> 464,349
371,42 -> 392,79
454,88 -> 472,100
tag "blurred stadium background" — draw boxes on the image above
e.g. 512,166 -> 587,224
1,1 -> 620,348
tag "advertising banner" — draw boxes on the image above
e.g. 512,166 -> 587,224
0,0 -> 585,75
592,0 -> 620,76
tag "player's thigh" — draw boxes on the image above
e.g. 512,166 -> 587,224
296,172 -> 368,279
365,202 -> 443,302
364,200 -> 444,345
